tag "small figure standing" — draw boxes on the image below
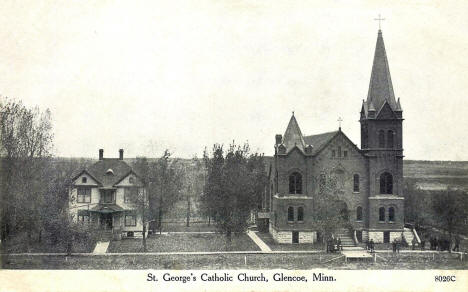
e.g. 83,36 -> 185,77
412,237 -> 417,250
392,239 -> 397,253
337,237 -> 342,251
396,239 -> 401,253
420,239 -> 426,251
369,239 -> 375,253
453,236 -> 460,252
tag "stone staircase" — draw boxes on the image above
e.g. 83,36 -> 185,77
402,227 -> 420,245
335,228 -> 356,247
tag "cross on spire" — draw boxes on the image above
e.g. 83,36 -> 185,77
374,13 -> 385,30
337,117 -> 343,130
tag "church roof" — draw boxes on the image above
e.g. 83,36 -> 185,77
303,131 -> 339,155
282,114 -> 306,152
364,30 -> 398,117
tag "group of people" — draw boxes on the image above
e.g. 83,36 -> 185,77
392,238 -> 401,253
427,236 -> 461,252
366,239 -> 375,253
326,237 -> 342,253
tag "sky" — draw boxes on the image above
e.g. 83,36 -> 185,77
1,0 -> 468,160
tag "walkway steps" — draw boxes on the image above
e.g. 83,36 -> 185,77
335,228 -> 356,247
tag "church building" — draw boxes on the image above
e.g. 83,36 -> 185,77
265,29 -> 405,244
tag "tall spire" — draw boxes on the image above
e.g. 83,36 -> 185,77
366,30 -> 397,113
282,113 -> 305,152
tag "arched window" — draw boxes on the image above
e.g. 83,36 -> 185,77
353,174 -> 360,192
289,172 -> 302,194
356,206 -> 363,221
379,207 -> 385,222
378,130 -> 385,148
297,207 -> 304,222
388,207 -> 395,222
379,172 -> 393,194
387,130 -> 394,148
287,207 -> 294,222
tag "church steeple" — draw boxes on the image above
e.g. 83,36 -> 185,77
282,112 -> 305,152
365,30 -> 398,115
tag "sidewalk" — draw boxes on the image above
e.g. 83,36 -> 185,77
92,241 -> 110,254
246,230 -> 272,252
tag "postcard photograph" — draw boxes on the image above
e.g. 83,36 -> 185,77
1,1 -> 468,291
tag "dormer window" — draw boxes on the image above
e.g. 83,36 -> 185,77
82,177 -> 87,183
106,169 -> 114,175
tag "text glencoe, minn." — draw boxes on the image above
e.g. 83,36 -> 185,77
147,272 -> 336,283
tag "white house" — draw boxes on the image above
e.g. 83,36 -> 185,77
69,149 -> 146,239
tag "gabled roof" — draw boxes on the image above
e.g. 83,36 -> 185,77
364,30 -> 399,118
282,114 -> 306,153
85,158 -> 133,187
71,169 -> 102,186
303,131 -> 339,155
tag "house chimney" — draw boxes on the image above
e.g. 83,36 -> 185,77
119,149 -> 124,160
275,134 -> 282,145
99,149 -> 104,160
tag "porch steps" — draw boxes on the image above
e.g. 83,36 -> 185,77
402,227 -> 420,245
99,230 -> 113,241
335,228 -> 356,247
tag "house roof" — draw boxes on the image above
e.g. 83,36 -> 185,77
364,30 -> 399,117
89,204 -> 125,213
85,158 -> 133,187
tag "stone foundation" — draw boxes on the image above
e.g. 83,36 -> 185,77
368,231 -> 402,243
269,224 -> 316,244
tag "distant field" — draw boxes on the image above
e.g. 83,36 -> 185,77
404,160 -> 468,191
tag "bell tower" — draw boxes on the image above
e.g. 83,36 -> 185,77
360,29 -> 404,197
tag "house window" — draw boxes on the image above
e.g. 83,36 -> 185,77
338,146 -> 342,157
297,207 -> 304,222
129,176 -> 134,184
356,206 -> 363,221
82,177 -> 87,183
125,213 -> 137,226
101,191 -> 114,203
124,188 -> 138,203
378,130 -> 385,148
287,207 -> 294,222
379,172 -> 393,194
77,210 -> 90,222
77,188 -> 91,203
289,172 -> 302,194
343,150 -> 348,158
387,130 -> 394,148
379,207 -> 385,222
332,150 -> 336,158
353,174 -> 360,192
388,207 -> 395,222
127,231 -> 134,237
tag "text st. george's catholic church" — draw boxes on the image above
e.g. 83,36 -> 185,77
262,28 -> 406,244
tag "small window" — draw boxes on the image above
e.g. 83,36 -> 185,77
129,176 -> 134,184
332,150 -> 336,158
77,188 -> 91,203
127,231 -> 134,237
353,174 -> 360,192
125,213 -> 137,226
378,130 -> 385,148
289,172 -> 302,194
387,130 -> 394,148
297,207 -> 304,222
379,207 -> 385,222
287,207 -> 294,222
379,172 -> 393,194
77,210 -> 90,222
343,151 -> 348,158
388,207 -> 395,222
82,177 -> 87,183
338,146 -> 342,157
356,206 -> 363,221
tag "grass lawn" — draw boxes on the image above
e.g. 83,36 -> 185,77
3,252 -> 468,270
0,233 -> 95,254
255,232 -> 324,251
108,233 -> 260,253
157,222 -> 217,233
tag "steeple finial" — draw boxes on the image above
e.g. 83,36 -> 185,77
374,13 -> 385,30
337,117 -> 343,131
